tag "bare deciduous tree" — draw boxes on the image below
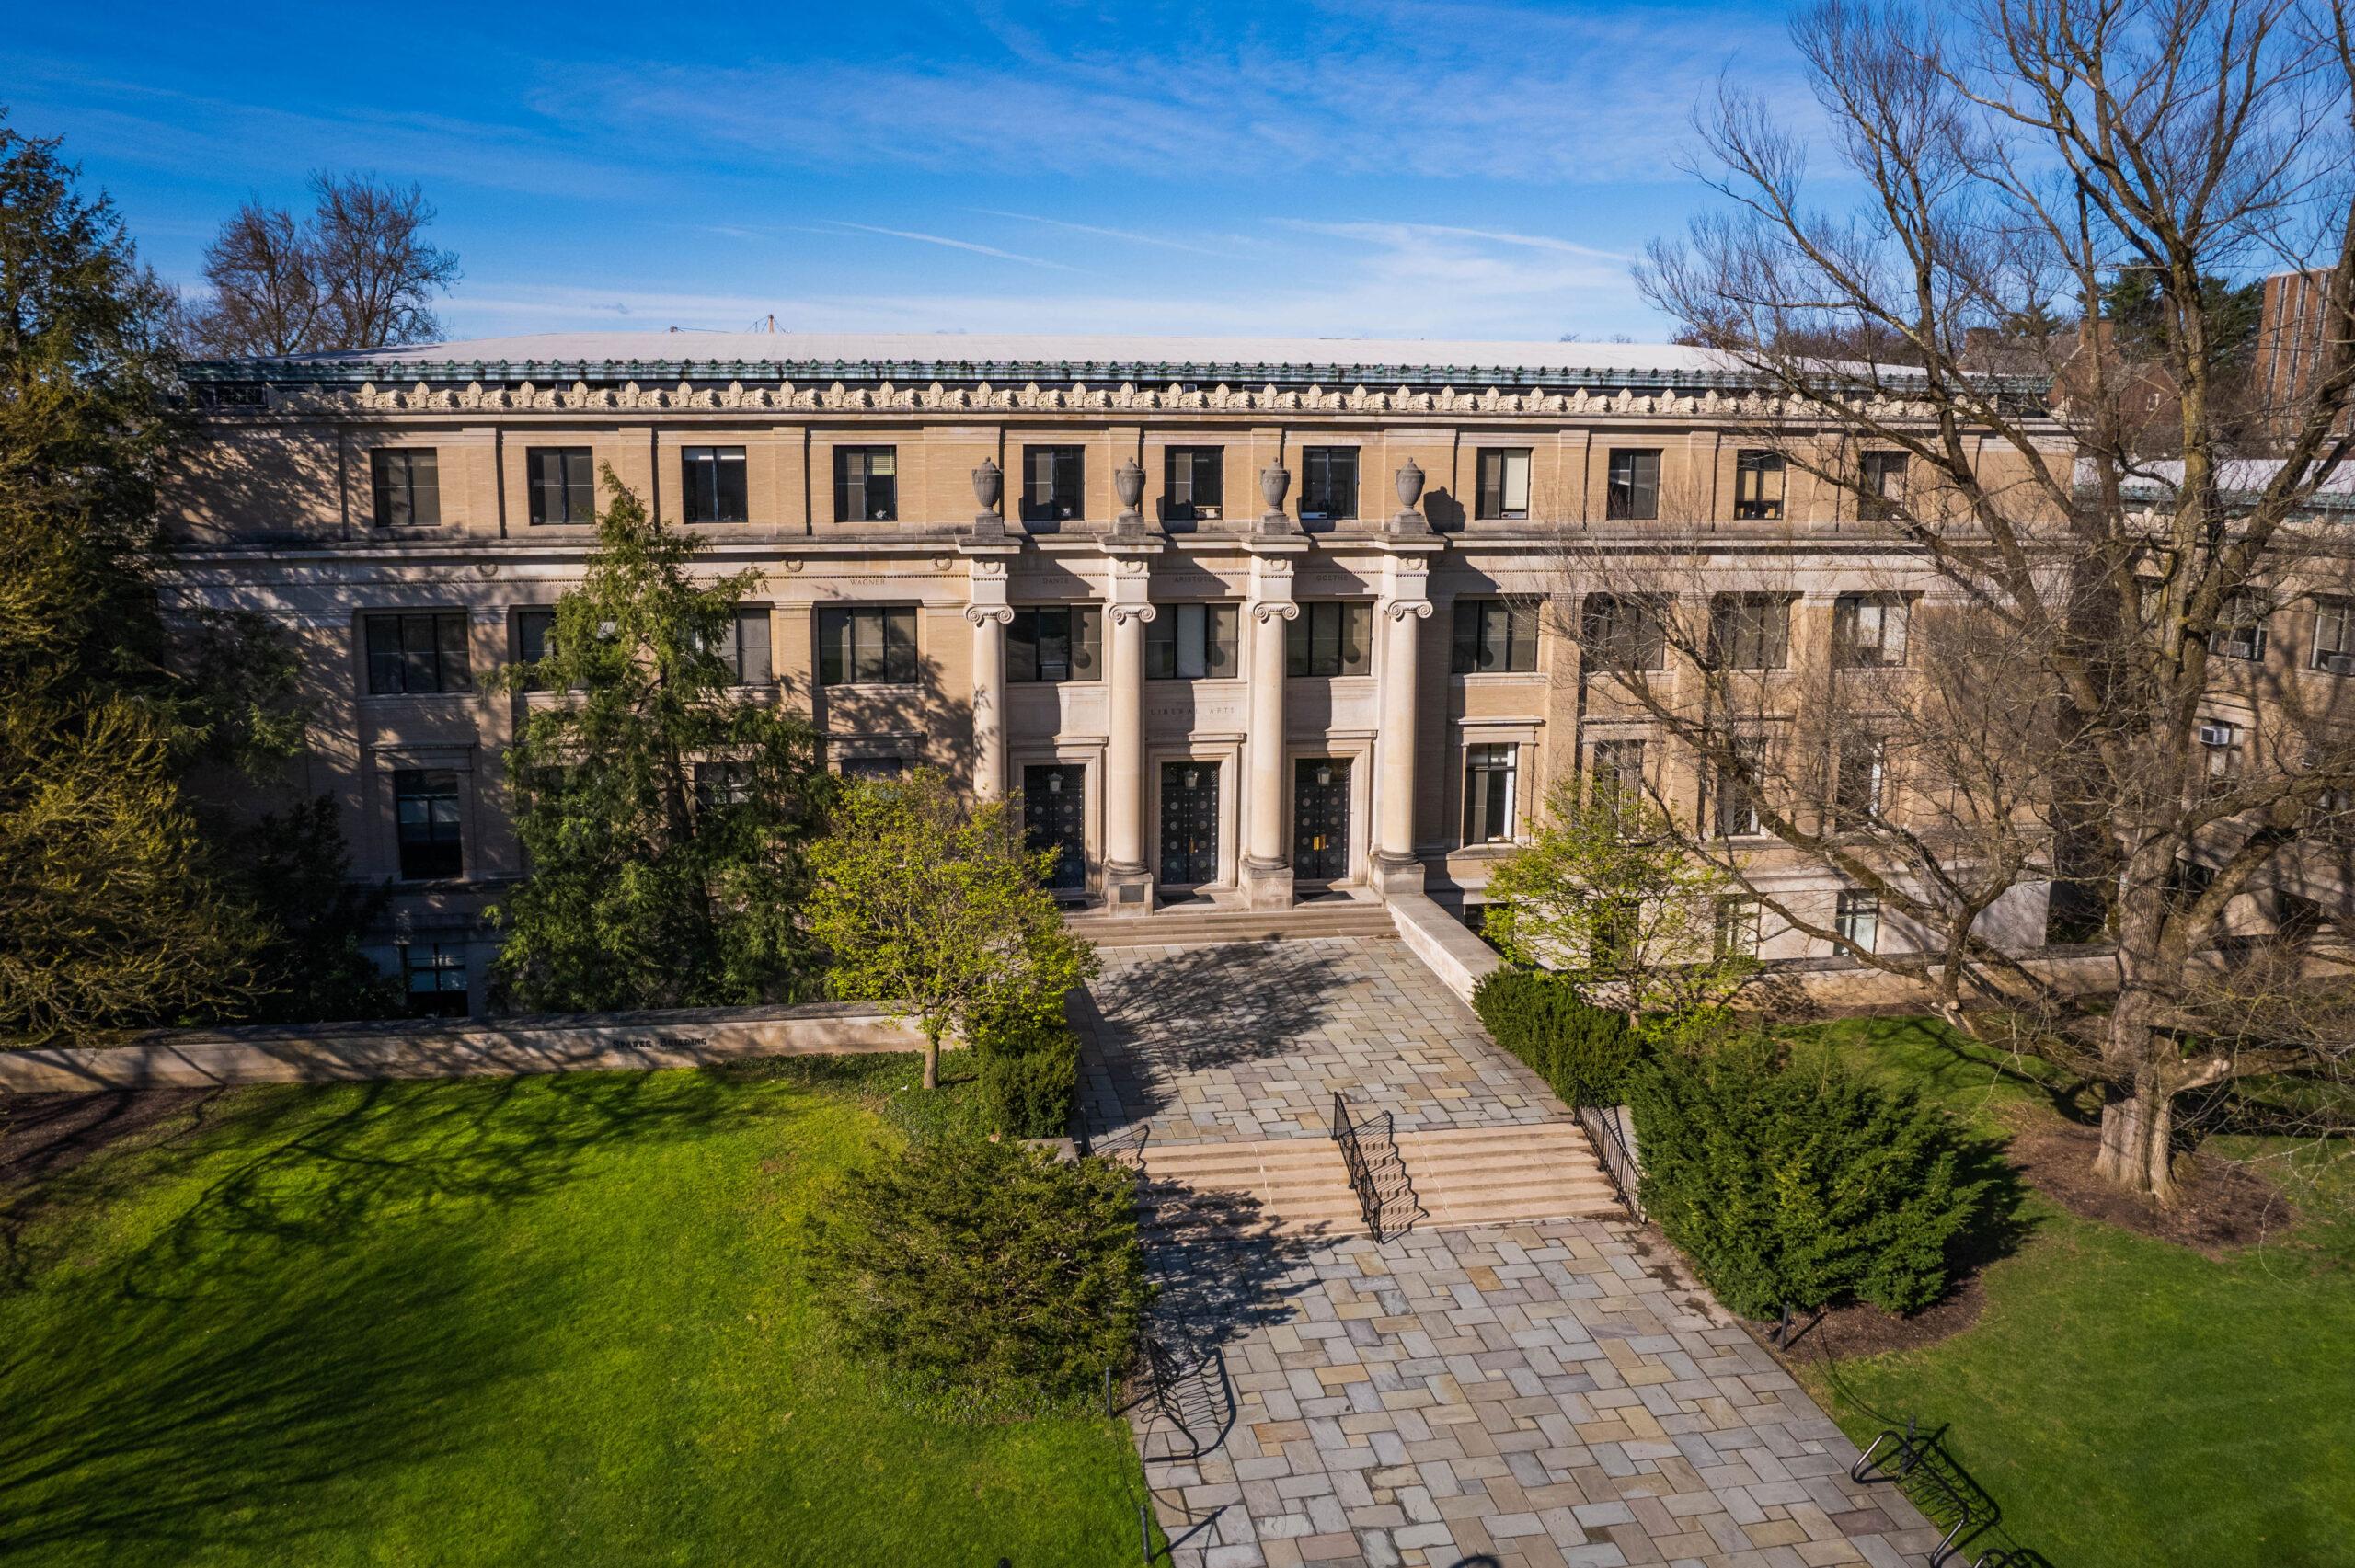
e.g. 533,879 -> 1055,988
179,173 -> 459,357
1569,0 -> 2355,1200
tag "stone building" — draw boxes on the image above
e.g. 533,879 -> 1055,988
167,332 -> 2069,1017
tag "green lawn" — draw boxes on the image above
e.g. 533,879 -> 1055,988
1787,1019 -> 2355,1568
0,1056 -> 1151,1566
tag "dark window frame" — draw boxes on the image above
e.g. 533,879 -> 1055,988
403,940 -> 470,1016
1858,451 -> 1909,521
364,612 -> 474,696
815,605 -> 920,686
1464,742 -> 1518,844
2315,599 -> 2355,673
1162,446 -> 1225,522
393,768 -> 465,881
1007,606 -> 1104,684
1021,445 -> 1086,523
1299,447 -> 1360,521
1834,889 -> 1881,952
370,448 -> 442,528
1145,602 -> 1241,680
1476,448 -> 1533,521
832,445 -> 899,522
1580,594 -> 1668,672
682,445 -> 749,524
1708,595 -> 1792,670
1733,450 -> 1785,521
1286,601 -> 1374,677
1832,594 -> 1910,668
525,447 -> 597,526
1451,599 -> 1540,673
1606,449 -> 1660,521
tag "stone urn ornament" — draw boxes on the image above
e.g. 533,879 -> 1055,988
1259,463 -> 1292,526
971,457 -> 1005,535
1392,458 -> 1432,534
1114,456 -> 1147,527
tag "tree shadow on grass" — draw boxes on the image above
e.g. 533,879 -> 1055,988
0,1068 -> 796,1563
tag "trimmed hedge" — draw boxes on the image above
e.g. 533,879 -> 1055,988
806,1135 -> 1153,1406
1471,968 -> 1639,1108
1627,1036 -> 1987,1318
971,1005 -> 1080,1139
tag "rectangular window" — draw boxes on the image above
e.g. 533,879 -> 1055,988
1476,449 -> 1532,520
1286,601 -> 1373,677
1021,446 -> 1085,523
1858,451 -> 1908,521
1606,449 -> 1660,521
1007,607 -> 1104,683
1832,594 -> 1909,667
1162,447 -> 1224,522
815,606 -> 919,686
525,447 -> 596,525
1834,890 -> 1880,953
393,769 -> 463,881
2313,600 -> 2355,674
833,446 -> 898,522
364,612 -> 472,695
1834,737 -> 1886,826
721,607 -> 771,684
1451,600 -> 1539,673
370,449 -> 441,528
1714,896 -> 1761,958
1709,595 -> 1791,670
403,941 -> 469,1017
2208,589 -> 2269,661
1714,738 -> 1763,838
515,609 -> 557,692
1733,450 -> 1784,521
693,760 -> 752,810
1591,738 -> 1646,830
1300,447 -> 1359,521
682,446 -> 748,523
1145,603 -> 1240,680
2199,721 -> 2240,795
1464,743 -> 1518,843
1580,594 -> 1667,672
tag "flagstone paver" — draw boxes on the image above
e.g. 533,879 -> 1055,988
1077,936 -> 1557,1148
1084,937 -> 1940,1568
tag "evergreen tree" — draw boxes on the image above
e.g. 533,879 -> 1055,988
489,471 -> 830,1012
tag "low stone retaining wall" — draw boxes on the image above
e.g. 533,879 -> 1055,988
0,1002 -> 929,1093
1385,890 -> 1503,1002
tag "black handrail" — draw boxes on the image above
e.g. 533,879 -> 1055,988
1576,1104 -> 1645,1220
1331,1092 -> 1384,1237
1330,1092 -> 1422,1241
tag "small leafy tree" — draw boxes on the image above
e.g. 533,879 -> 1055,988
807,768 -> 1098,1091
1482,774 -> 1757,1044
489,471 -> 830,1012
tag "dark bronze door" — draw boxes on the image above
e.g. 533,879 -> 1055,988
1293,757 -> 1350,881
1158,761 -> 1220,886
1022,764 -> 1086,890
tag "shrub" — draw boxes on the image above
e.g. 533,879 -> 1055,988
806,1135 -> 1153,1409
1472,968 -> 1640,1107
971,1004 -> 1081,1139
1627,1036 -> 1988,1318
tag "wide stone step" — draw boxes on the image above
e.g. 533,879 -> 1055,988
1064,902 -> 1397,946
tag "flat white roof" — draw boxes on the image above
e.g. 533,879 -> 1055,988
270,330 -> 1732,376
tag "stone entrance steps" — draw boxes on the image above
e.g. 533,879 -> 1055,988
1134,1121 -> 1624,1238
1064,901 -> 1396,947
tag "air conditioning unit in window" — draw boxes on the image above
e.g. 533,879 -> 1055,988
2211,629 -> 2267,659
2317,651 -> 2355,676
2198,724 -> 2236,747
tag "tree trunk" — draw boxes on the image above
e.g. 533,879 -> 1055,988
2095,1057 -> 2179,1202
922,1029 -> 940,1092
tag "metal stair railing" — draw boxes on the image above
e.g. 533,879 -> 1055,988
1575,1104 -> 1645,1220
1330,1092 -> 1419,1242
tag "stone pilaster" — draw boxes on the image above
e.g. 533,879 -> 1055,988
1242,543 -> 1306,910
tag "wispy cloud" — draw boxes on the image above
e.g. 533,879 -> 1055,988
821,221 -> 1079,271
967,209 -> 1251,259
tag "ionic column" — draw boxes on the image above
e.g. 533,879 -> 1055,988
1242,546 -> 1303,910
1372,591 -> 1433,897
1103,600 -> 1156,911
965,604 -> 1013,798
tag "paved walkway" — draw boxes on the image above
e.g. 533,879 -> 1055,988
1078,938 -> 1936,1568
1077,936 -> 1557,1148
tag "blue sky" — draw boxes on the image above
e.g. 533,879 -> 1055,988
7,1 -> 1821,344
